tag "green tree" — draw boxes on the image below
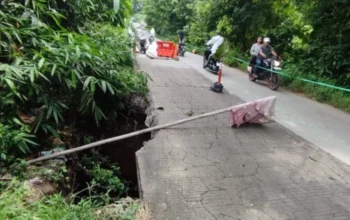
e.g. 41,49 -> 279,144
143,0 -> 350,86
298,0 -> 350,85
142,0 -> 195,35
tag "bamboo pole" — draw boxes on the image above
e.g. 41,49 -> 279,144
27,97 -> 274,164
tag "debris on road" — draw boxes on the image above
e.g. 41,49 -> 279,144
145,41 -> 158,59
309,156 -> 318,162
184,110 -> 194,116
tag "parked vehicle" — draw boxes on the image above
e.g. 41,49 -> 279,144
247,57 -> 282,90
203,45 -> 220,74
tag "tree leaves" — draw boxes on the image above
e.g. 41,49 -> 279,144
142,0 -> 195,35
101,81 -> 107,93
83,76 -> 92,90
0,3 -> 138,170
0,122 -> 37,162
147,0 -> 350,85
51,64 -> 57,76
0,0 -> 148,163
38,58 -> 45,69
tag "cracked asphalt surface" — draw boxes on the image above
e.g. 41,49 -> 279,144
181,53 -> 350,165
136,55 -> 350,220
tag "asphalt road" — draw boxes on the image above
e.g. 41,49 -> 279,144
181,52 -> 350,165
136,54 -> 350,220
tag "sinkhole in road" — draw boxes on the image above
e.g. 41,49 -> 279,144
99,109 -> 151,198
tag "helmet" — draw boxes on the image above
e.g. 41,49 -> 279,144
263,37 -> 271,43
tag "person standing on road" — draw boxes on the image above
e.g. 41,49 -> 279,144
249,36 -> 263,66
177,30 -> 185,56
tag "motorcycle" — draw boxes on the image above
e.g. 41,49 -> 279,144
203,45 -> 220,74
138,38 -> 147,54
178,42 -> 185,57
137,28 -> 153,54
247,57 -> 282,90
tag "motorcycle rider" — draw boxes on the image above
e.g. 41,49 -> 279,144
178,30 -> 185,55
249,36 -> 263,66
178,30 -> 185,44
254,37 -> 278,77
204,31 -> 225,67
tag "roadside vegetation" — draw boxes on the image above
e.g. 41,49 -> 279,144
139,0 -> 350,112
0,181 -> 147,219
0,0 -> 149,219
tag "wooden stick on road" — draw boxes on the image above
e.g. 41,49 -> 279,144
27,97 -> 274,164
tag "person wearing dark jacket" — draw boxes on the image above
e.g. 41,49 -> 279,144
178,30 -> 185,44
254,37 -> 278,77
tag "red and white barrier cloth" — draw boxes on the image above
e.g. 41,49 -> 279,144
230,96 -> 276,127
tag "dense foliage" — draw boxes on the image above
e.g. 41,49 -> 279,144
142,0 -> 350,88
142,0 -> 194,35
1,0 -> 148,217
0,0 -> 148,164
140,0 -> 350,111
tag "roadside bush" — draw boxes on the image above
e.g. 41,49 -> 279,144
91,164 -> 126,197
81,150 -> 127,199
0,121 -> 36,164
283,78 -> 350,112
0,0 -> 147,163
223,46 -> 248,68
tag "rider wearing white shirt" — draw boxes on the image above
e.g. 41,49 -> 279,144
206,32 -> 224,55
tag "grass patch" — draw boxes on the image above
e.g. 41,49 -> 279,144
185,44 -> 205,55
282,78 -> 350,112
0,181 -> 149,220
